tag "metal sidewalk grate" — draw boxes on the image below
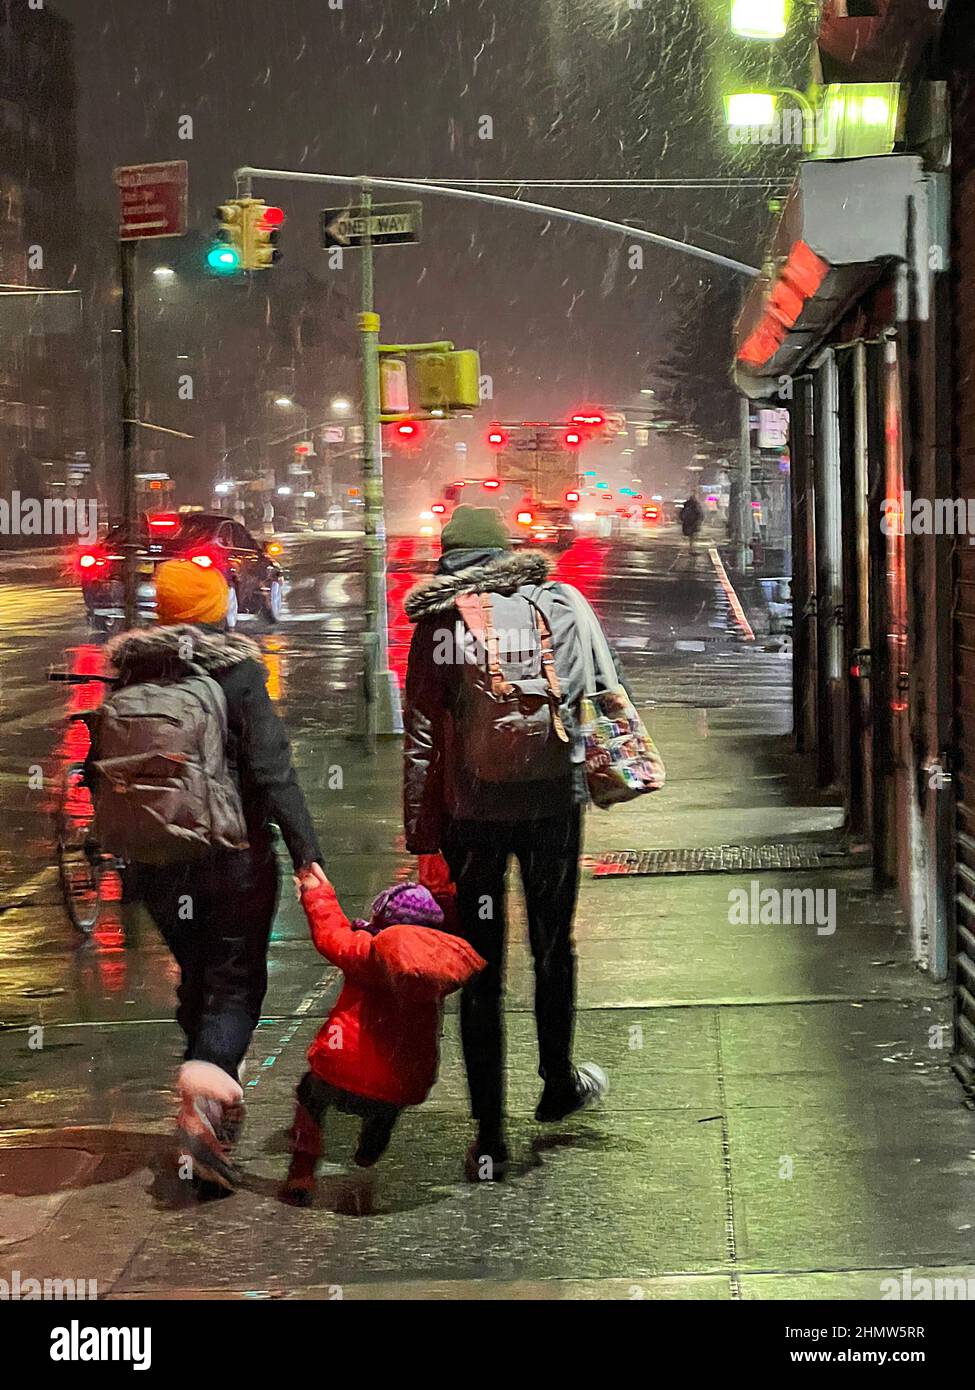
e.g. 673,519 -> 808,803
591,842 -> 863,877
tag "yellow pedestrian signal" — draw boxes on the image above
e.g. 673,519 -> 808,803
415,349 -> 481,412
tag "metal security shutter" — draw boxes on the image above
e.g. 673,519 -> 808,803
950,8 -> 975,1089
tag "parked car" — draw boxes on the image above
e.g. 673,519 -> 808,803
76,511 -> 285,632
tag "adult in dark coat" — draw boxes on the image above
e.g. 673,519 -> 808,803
97,559 -> 324,1188
402,506 -> 612,1179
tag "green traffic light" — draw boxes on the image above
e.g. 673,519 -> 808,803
207,243 -> 241,274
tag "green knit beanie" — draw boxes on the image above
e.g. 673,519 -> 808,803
439,504 -> 512,552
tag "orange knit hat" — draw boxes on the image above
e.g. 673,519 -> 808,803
155,558 -> 229,626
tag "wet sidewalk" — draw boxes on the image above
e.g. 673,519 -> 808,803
3,581 -> 975,1299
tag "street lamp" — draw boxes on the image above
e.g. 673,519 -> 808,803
331,396 -> 352,415
152,265 -> 176,282
274,395 -> 294,408
730,0 -> 790,41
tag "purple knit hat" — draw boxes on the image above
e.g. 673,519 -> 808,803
352,882 -> 445,935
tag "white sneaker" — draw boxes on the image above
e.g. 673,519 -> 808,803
575,1063 -> 609,1109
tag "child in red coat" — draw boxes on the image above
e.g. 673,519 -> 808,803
281,874 -> 485,1205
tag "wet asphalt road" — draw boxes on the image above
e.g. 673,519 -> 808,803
0,528 -> 734,918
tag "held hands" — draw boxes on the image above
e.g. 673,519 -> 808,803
294,861 -> 329,896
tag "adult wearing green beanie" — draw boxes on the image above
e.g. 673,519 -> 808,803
439,504 -> 512,553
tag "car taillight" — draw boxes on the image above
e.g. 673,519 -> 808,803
431,503 -> 447,515
79,552 -> 98,569
190,553 -> 213,568
147,513 -> 180,530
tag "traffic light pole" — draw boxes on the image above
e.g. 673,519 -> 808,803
119,237 -> 140,628
358,183 -> 402,749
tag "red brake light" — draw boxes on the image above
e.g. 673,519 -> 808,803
483,477 -> 501,490
79,552 -> 98,569
190,553 -> 213,568
516,511 -> 533,525
564,431 -> 582,448
431,502 -> 447,515
565,490 -> 580,503
148,513 -> 180,530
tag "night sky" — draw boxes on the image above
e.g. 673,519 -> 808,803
50,0 -> 813,491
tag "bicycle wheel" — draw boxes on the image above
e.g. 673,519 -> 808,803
55,764 -> 101,934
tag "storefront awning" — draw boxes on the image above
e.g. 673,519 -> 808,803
734,154 -> 933,398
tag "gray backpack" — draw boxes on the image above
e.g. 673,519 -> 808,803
453,590 -> 571,783
91,667 -> 248,865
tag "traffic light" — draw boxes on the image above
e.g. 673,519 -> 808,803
242,200 -> 285,270
564,429 -> 583,448
415,350 -> 482,412
207,200 -> 244,274
565,489 -> 580,504
389,418 -> 422,449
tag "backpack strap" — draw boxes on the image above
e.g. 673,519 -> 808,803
480,593 -> 515,699
455,590 -> 569,743
534,604 -> 569,744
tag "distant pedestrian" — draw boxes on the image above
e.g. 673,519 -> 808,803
403,505 -> 614,1181
680,491 -> 704,555
91,559 -> 325,1193
280,875 -> 484,1205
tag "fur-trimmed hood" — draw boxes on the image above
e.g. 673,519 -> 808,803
404,549 -> 553,622
106,624 -> 262,680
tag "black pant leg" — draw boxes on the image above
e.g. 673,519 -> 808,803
514,809 -> 582,1086
139,862 -> 207,1056
443,820 -> 511,1134
191,850 -> 280,1078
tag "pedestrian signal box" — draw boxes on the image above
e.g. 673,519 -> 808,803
380,357 -> 410,414
415,350 -> 481,412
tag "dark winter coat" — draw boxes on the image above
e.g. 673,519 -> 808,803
303,881 -> 485,1106
680,496 -> 704,538
102,624 -> 322,870
401,548 -> 623,853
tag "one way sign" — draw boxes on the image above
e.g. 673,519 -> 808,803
320,201 -> 422,249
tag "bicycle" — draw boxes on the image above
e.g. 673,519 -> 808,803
48,671 -> 132,935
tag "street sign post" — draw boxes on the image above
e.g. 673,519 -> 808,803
115,161 -> 188,624
115,161 -> 188,241
321,201 -> 422,250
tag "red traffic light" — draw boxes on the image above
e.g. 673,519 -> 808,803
564,430 -> 583,448
483,478 -> 502,490
392,419 -> 421,443
486,426 -> 508,449
259,205 -> 286,227
431,502 -> 447,515
565,489 -> 580,504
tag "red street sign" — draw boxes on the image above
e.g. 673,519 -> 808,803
115,160 -> 187,241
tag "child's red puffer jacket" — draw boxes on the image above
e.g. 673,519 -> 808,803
302,882 -> 485,1107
